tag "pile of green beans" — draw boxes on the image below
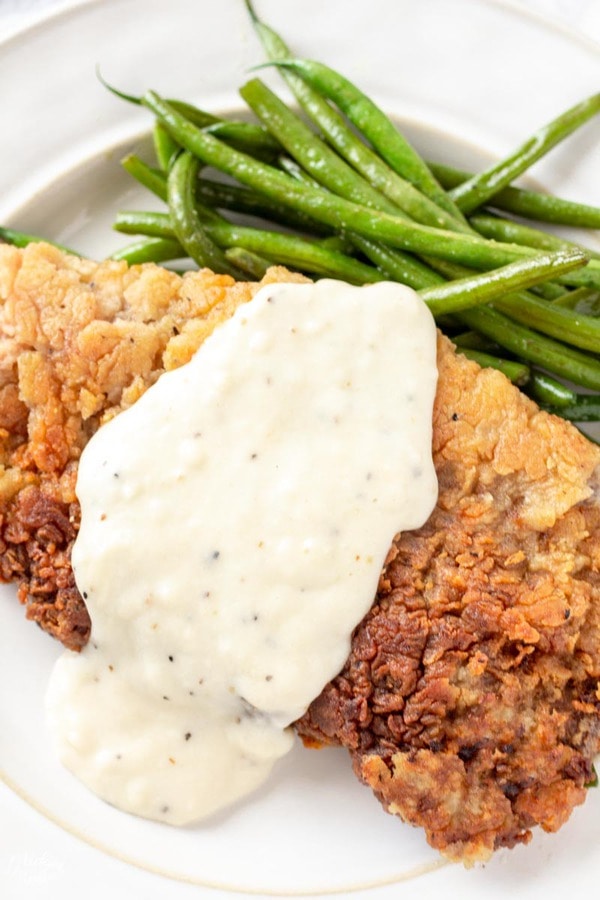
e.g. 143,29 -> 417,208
2,1 -> 600,430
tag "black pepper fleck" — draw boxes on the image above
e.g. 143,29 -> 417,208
161,805 -> 170,814
564,608 -> 571,620
452,412 -> 459,421
184,732 -> 192,741
163,695 -> 170,701
212,550 -> 220,560
83,591 -> 88,599
168,655 -> 174,662
502,783 -> 520,801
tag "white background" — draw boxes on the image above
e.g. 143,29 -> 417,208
1,0 -> 600,43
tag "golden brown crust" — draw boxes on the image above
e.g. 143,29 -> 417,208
296,338 -> 600,863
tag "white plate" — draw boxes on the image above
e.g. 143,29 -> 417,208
0,1 -> 599,898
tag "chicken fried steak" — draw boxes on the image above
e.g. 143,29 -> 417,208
0,242 -> 599,862
297,341 -> 600,862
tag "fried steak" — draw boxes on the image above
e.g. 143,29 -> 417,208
1,242 -> 599,863
297,337 -> 600,862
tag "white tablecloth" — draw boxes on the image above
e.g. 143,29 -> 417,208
1,0 -> 600,44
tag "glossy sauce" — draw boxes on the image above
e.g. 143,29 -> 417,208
45,279 -> 438,825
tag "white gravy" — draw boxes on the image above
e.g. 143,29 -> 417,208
45,279 -> 438,825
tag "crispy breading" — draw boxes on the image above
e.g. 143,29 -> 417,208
296,341 -> 600,863
0,243 -> 598,863
0,242 -> 304,646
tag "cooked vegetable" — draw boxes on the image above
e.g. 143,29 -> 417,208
263,58 -> 466,223
448,92 -> 600,214
527,372 -> 577,407
168,151 -> 243,276
542,395 -> 600,421
431,161 -> 600,228
458,349 -> 530,385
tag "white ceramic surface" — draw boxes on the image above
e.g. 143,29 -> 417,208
0,2 -> 599,899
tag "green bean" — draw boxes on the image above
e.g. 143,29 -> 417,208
542,394 -> 600,421
115,208 -> 386,284
164,99 -> 219,129
277,155 -> 316,185
246,5 -> 472,233
252,63 -> 600,294
159,100 -> 281,159
196,177 -> 331,235
240,78 -> 399,213
452,331 -> 499,352
142,91 -> 600,280
470,212 -> 600,261
208,221 -> 386,283
264,58 -> 466,224
551,287 -> 600,315
240,64 -> 590,321
529,281 -> 569,301
110,236 -> 184,264
449,93 -> 600,214
157,101 -> 282,158
527,372 -> 577,407
114,210 -> 175,238
203,122 -> 281,161
431,161 -> 600,229
224,247 -> 271,279
419,248 -> 587,317
318,235 -> 355,254
0,226 -> 78,255
240,77 -> 452,291
458,305 -> 600,390
348,234 -> 443,290
158,103 -> 281,159
168,152 -> 242,276
246,81 -> 473,306
458,348 -> 530,385
121,154 -> 168,201
492,287 -> 600,353
153,122 -> 179,171
424,254 -> 600,361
